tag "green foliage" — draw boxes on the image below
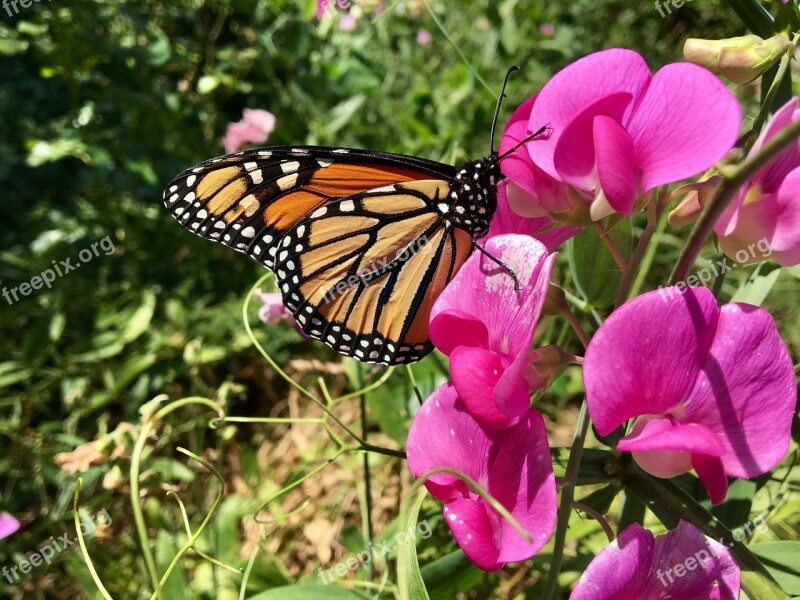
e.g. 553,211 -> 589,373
1,0 -> 798,599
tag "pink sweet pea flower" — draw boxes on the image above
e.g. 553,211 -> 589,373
570,521 -> 740,600
222,109 -> 276,154
494,95 -> 580,245
406,382 -> 557,571
715,97 -> 800,266
515,48 -> 740,220
584,286 -> 796,505
416,29 -> 432,46
430,234 -> 556,428
254,288 -> 307,338
0,513 -> 20,539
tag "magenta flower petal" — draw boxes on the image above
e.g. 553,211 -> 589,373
627,63 -> 741,192
552,92 -> 634,192
642,521 -> 739,599
450,346 -> 521,428
685,302 -> 797,478
528,48 -> 651,179
406,383 -> 557,571
585,286 -> 795,504
429,310 -> 489,356
569,523 -> 654,600
584,287 -> 719,436
593,114 -> 637,215
490,181 -> 579,247
443,497 -> 503,570
0,513 -> 20,539
748,98 -> 800,192
571,522 -> 740,600
430,235 -> 555,424
618,418 -> 725,456
691,454 -> 729,505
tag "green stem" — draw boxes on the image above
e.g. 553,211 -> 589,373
130,397 -> 224,599
542,402 -> 591,600
751,33 -> 798,138
724,0 -> 774,38
357,364 -> 375,581
669,117 -> 800,284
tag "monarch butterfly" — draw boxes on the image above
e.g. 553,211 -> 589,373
163,69 -> 540,365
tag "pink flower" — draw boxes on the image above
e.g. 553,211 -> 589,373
715,97 -> 800,266
499,95 -> 584,227
254,288 -> 307,337
314,0 -> 331,19
539,23 -> 554,36
222,108 -> 276,154
514,48 -> 741,220
339,12 -> 357,31
406,382 -> 556,571
570,521 -> 740,599
584,286 -> 796,504
416,29 -> 432,46
429,234 -> 556,428
0,512 -> 20,539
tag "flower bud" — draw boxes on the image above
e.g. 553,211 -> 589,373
668,175 -> 723,227
528,345 -> 572,391
684,35 -> 792,84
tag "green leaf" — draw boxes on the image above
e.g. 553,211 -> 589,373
724,0 -> 774,37
731,263 -> 781,306
750,542 -> 800,595
420,550 -> 484,600
397,490 -> 431,600
248,585 -> 372,600
577,484 -> 620,516
567,220 -> 633,308
710,479 -> 757,529
155,529 -> 189,599
121,289 -> 156,343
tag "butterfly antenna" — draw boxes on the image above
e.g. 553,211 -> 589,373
496,124 -> 550,161
472,240 -> 521,292
489,65 -> 520,155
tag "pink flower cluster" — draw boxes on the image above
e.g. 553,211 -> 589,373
222,108 -> 276,154
404,47 -> 798,598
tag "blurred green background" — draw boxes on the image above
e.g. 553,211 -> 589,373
1,1 -> 798,598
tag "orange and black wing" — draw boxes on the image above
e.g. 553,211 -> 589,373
163,147 -> 472,364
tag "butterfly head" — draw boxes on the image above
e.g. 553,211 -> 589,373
451,156 -> 503,237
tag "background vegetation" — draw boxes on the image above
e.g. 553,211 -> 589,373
0,0 -> 797,598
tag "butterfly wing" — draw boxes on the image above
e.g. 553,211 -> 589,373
163,147 -> 472,364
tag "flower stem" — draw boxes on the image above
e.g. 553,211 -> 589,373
751,34 -> 798,136
669,116 -> 800,285
593,221 -> 629,274
542,401 -> 591,600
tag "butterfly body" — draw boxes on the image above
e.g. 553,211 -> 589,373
164,146 -> 502,364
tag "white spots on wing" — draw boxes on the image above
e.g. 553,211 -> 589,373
310,206 -> 328,218
196,209 -> 208,220
169,194 -> 179,204
332,149 -> 349,154
286,260 -> 295,270
214,221 -> 225,229
276,173 -> 298,190
184,191 -> 196,202
253,244 -> 262,255
174,207 -> 184,215
249,169 -> 263,184
242,226 -> 255,238
317,159 -> 333,167
437,203 -> 449,213
258,150 -> 272,158
281,161 -> 300,173
169,185 -> 178,193
339,199 -> 355,212
296,224 -> 306,237
186,175 -> 196,187
291,148 -> 310,155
